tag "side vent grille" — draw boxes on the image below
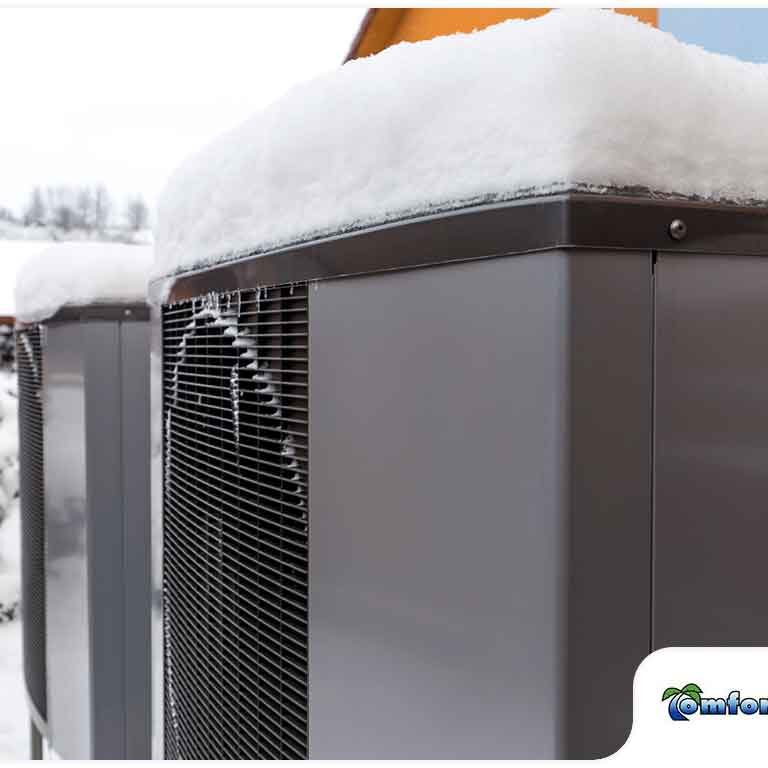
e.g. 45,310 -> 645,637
17,325 -> 47,720
162,285 -> 309,759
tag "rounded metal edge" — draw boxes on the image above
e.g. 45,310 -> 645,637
19,303 -> 151,326
26,692 -> 49,743
148,299 -> 165,760
154,194 -> 571,303
152,192 -> 768,305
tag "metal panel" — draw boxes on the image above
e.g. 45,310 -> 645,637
149,301 -> 165,761
309,251 -> 653,759
43,316 -> 152,760
162,192 -> 768,304
564,250 -> 653,758
43,322 -> 90,759
655,254 -> 768,646
83,319 -> 152,758
309,255 -> 570,758
161,287 -> 309,759
17,326 -> 47,724
120,320 -> 152,759
84,322 -> 126,757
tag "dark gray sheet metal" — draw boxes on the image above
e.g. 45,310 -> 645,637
309,254 -> 569,759
43,314 -> 151,759
83,319 -> 152,758
119,321 -> 152,759
43,323 -> 91,759
84,322 -> 125,757
565,249 -> 653,758
160,193 -> 768,303
308,250 -> 653,759
148,302 -> 164,760
654,253 -> 768,647
46,304 -> 150,324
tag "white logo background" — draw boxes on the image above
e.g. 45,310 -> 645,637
613,647 -> 768,763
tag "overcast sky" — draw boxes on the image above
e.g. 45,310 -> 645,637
5,8 -> 768,221
0,7 -> 365,215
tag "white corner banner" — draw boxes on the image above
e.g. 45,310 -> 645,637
613,647 -> 768,762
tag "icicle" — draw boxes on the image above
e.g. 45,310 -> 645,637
164,410 -> 173,490
20,333 -> 39,383
230,363 -> 240,445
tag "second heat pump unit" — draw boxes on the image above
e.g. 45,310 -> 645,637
17,245 -> 153,759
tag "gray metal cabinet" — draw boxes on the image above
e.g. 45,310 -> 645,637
307,251 -> 653,758
19,306 -> 151,760
152,193 -> 768,760
655,254 -> 768,647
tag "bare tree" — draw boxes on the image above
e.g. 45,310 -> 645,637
125,196 -> 150,231
93,185 -> 112,232
75,186 -> 95,230
53,203 -> 75,231
18,183 -> 147,237
23,187 -> 47,226
45,187 -> 60,226
44,186 -> 76,231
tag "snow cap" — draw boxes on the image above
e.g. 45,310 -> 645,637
154,8 -> 768,278
15,242 -> 153,323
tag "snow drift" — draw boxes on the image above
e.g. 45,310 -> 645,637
154,8 -> 768,278
15,243 -> 153,323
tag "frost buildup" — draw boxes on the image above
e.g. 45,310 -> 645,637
165,288 -> 297,498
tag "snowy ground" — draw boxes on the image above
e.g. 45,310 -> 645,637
0,620 -> 26,759
0,220 -> 152,246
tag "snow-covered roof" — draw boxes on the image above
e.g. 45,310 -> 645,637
154,8 -> 768,279
15,242 -> 153,323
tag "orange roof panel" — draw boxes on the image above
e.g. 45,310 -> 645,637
347,8 -> 658,60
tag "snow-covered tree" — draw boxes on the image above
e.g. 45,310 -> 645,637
125,196 -> 150,231
75,186 -> 95,230
0,369 -> 19,623
23,187 -> 46,227
0,326 -> 13,370
93,184 -> 112,232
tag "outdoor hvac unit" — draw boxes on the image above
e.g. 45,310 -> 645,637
154,193 -> 768,760
17,304 -> 151,759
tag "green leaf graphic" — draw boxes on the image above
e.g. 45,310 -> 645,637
682,683 -> 702,706
662,687 -> 681,701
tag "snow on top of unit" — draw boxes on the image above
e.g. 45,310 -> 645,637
154,8 -> 768,278
0,241 -> 52,316
15,242 -> 153,322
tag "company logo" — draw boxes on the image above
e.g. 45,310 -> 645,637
663,684 -> 768,721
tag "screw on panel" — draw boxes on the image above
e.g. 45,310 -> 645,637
668,219 -> 688,241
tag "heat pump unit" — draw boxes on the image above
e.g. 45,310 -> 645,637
153,193 -> 768,760
17,303 -> 152,759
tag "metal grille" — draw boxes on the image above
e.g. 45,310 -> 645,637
162,285 -> 309,759
16,325 -> 47,720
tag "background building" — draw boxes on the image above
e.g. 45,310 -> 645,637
347,8 -> 768,63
